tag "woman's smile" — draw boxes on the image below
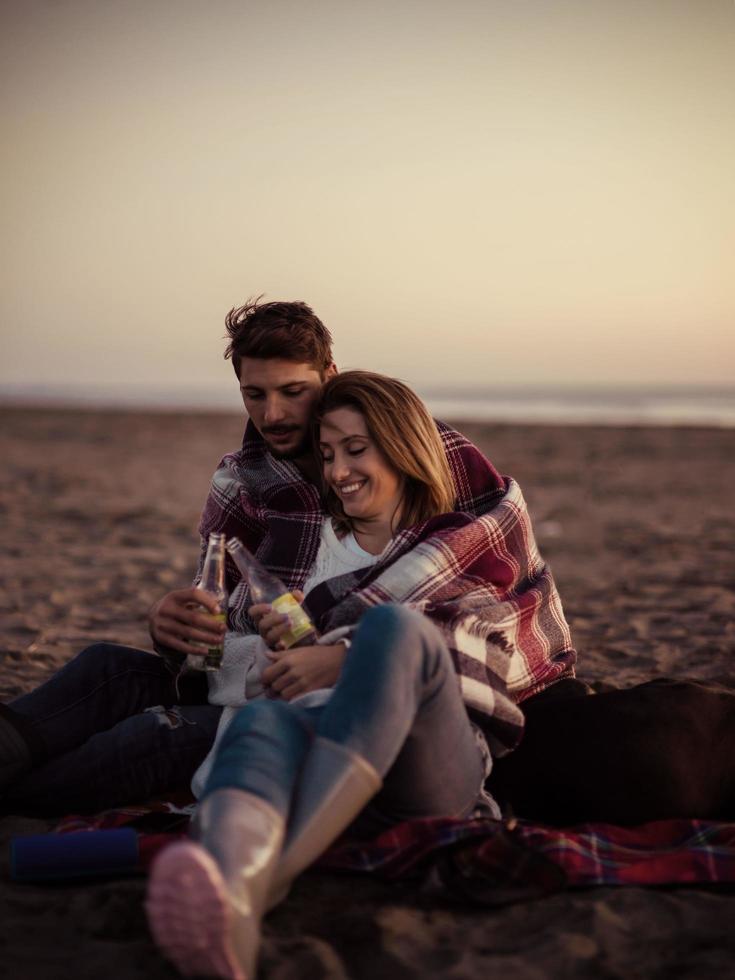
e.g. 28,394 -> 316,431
335,478 -> 367,497
319,407 -> 404,540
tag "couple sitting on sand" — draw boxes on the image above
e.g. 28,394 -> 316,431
0,301 -> 573,817
2,300 -> 734,980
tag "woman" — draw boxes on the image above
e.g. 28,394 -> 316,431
146,371 -> 574,980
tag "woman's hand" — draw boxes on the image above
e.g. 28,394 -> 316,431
261,643 -> 347,701
249,590 -> 305,650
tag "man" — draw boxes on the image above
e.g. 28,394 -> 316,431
148,300 -> 338,657
0,298 -> 573,815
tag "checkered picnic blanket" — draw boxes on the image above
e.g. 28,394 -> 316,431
55,804 -> 735,900
320,816 -> 735,900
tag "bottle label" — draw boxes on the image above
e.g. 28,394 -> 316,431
204,612 -> 226,670
272,593 -> 316,647
187,610 -> 226,670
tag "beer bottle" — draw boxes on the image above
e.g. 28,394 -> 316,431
189,532 -> 228,671
226,537 -> 319,648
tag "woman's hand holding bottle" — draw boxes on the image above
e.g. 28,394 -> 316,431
250,591 -> 306,650
227,538 -> 319,648
249,589 -> 346,699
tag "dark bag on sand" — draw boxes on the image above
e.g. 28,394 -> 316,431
490,677 -> 735,826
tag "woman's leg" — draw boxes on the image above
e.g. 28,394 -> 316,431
270,604 -> 489,905
149,608 -> 488,980
317,603 -> 488,826
204,699 -> 317,814
147,700 -> 317,980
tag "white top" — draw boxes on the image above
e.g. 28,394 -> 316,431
191,519 -> 379,797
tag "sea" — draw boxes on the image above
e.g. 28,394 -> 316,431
2,383 -> 735,428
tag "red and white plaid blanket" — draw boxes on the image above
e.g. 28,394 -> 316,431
306,478 -> 576,755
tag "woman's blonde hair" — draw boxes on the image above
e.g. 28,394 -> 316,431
313,371 -> 456,533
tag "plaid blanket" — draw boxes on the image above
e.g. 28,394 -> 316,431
198,421 -> 575,733
320,816 -> 735,904
52,805 -> 735,900
305,478 -> 576,754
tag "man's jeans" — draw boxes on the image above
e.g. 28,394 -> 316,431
4,644 -> 221,815
206,605 -> 492,835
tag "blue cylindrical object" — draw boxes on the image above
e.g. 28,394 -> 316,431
10,828 -> 140,881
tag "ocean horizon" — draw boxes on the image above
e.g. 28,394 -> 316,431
2,382 -> 735,428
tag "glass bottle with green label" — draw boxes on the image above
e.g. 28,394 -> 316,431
226,537 -> 318,648
189,532 -> 228,671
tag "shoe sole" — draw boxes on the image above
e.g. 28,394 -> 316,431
145,840 -> 248,980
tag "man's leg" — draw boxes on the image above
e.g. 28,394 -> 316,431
2,642 -> 218,814
3,702 -> 222,815
6,642 -> 192,761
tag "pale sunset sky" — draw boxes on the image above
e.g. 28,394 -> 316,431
2,0 -> 733,405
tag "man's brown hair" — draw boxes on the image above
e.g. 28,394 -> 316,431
224,297 -> 334,377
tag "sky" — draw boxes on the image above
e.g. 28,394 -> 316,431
1,0 -> 733,406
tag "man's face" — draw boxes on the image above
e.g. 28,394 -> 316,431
238,357 -> 336,459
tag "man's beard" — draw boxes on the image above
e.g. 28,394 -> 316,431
262,426 -> 312,460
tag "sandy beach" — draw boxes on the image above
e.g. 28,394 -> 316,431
1,405 -> 734,979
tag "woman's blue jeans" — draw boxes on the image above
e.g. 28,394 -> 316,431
4,644 -> 222,815
205,605 -> 490,835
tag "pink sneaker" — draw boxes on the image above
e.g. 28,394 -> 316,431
145,840 -> 248,980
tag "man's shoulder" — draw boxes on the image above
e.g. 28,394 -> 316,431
209,420 -> 280,489
207,426 -> 320,517
209,444 -> 299,500
209,443 -> 264,492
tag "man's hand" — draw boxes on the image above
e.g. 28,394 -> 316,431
249,591 -> 305,650
148,588 -> 226,657
261,643 -> 347,701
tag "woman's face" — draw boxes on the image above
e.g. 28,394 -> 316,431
319,407 -> 404,528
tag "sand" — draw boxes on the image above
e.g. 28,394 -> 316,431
1,405 -> 734,979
